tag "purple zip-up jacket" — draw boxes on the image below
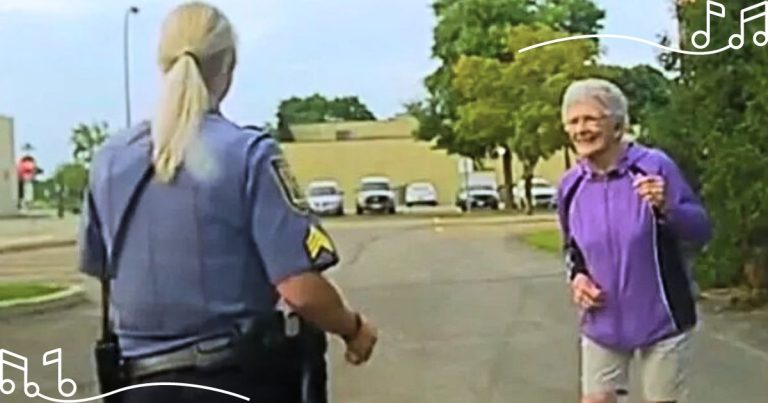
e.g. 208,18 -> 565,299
557,143 -> 712,351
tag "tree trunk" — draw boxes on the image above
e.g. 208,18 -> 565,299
523,163 -> 535,216
676,1 -> 688,78
56,183 -> 65,219
745,222 -> 768,291
744,255 -> 767,290
501,145 -> 514,210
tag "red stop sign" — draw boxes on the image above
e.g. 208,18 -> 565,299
17,156 -> 37,181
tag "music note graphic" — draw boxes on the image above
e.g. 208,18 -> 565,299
729,1 -> 768,49
0,349 -> 41,397
43,349 -> 77,398
692,0 -> 726,49
0,347 -> 249,402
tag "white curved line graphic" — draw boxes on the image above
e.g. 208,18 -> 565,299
517,34 -> 732,55
35,383 -> 250,402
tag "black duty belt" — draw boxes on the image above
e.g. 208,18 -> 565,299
125,313 -> 303,380
125,335 -> 237,379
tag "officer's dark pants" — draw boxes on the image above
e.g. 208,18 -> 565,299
301,328 -> 329,403
123,326 -> 329,403
123,366 -> 302,403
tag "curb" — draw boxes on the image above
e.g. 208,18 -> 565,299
0,284 -> 88,319
0,215 -> 556,252
436,215 -> 557,227
324,214 -> 557,230
0,213 -> 55,220
0,238 -> 76,255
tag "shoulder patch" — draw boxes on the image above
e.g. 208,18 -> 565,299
305,225 -> 335,261
270,156 -> 309,212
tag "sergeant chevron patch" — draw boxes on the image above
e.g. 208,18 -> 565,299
305,225 -> 335,261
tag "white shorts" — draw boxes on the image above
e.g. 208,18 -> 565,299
581,331 -> 692,402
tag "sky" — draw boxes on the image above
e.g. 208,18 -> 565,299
0,0 -> 679,175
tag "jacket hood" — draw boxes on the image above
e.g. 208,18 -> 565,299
578,142 -> 651,178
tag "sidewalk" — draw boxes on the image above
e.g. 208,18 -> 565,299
0,214 -> 79,253
324,211 -> 556,230
0,209 -> 557,253
699,297 -> 768,359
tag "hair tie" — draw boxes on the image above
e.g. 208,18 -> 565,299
178,50 -> 201,69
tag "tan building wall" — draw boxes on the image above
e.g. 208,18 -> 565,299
0,115 -> 18,216
490,149 -> 572,187
283,115 -> 571,207
283,138 -> 464,207
282,138 -> 571,207
291,116 -> 419,142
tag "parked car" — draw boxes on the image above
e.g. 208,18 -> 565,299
356,176 -> 397,215
513,177 -> 557,210
455,183 -> 501,211
404,182 -> 438,207
306,180 -> 344,216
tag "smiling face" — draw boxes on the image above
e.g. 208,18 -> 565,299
563,99 -> 621,160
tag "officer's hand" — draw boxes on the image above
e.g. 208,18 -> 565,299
344,316 -> 378,366
571,273 -> 604,310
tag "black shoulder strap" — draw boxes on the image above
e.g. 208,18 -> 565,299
100,164 -> 155,341
561,173 -> 586,241
627,163 -> 665,220
627,163 -> 647,176
561,173 -> 588,281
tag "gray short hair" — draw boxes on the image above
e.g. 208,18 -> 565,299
561,79 -> 630,130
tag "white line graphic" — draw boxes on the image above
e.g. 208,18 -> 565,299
517,34 -> 731,55
1,348 -> 251,402
35,383 -> 251,402
518,1 -> 768,55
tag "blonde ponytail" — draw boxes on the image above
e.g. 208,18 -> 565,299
152,54 -> 209,182
152,2 -> 236,183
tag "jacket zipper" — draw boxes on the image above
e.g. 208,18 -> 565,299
603,177 -> 622,346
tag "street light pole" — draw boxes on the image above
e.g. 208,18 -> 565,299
124,6 -> 139,127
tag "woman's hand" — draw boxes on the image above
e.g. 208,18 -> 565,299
633,175 -> 666,210
571,273 -> 604,310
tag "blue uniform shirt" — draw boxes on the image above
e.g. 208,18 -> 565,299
78,114 -> 339,357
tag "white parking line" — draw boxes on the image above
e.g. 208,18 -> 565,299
709,331 -> 768,362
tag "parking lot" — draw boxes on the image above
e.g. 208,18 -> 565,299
2,217 -> 767,403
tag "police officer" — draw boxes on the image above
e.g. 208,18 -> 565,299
77,3 -> 377,402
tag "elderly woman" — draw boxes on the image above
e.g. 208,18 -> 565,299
556,79 -> 712,403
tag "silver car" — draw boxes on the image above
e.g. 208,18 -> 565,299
306,180 -> 344,216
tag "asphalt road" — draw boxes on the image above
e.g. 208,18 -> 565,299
1,220 -> 767,403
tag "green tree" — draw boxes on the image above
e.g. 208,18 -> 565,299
590,64 -> 672,137
413,0 -> 605,205
277,94 -> 376,126
275,112 -> 295,143
71,122 -> 109,166
453,25 -> 597,213
536,0 -> 608,35
648,0 -> 768,291
52,162 -> 89,215
327,96 -> 377,121
54,163 -> 88,195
